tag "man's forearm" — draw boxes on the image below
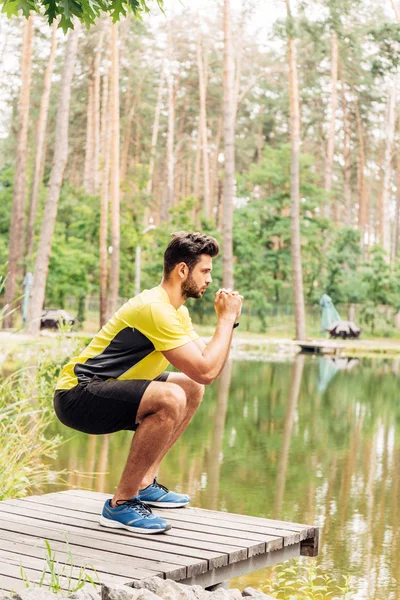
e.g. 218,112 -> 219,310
200,317 -> 236,383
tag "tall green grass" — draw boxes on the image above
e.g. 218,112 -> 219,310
0,367 -> 63,500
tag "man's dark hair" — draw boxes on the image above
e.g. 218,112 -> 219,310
163,231 -> 219,278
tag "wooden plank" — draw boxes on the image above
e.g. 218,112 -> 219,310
3,499 -> 243,565
10,498 -> 251,561
0,532 -> 161,581
0,516 -> 187,581
0,503 -> 226,570
19,495 -> 279,551
64,490 -> 315,536
0,573 -> 30,593
44,492 -> 299,545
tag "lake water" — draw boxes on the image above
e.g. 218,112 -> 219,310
45,355 -> 400,599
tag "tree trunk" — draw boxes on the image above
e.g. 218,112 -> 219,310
197,34 -> 210,218
355,98 -> 367,245
166,67 -> 175,218
26,21 -> 57,260
93,31 -> 105,194
146,64 -> 164,195
193,124 -> 201,201
210,116 -> 223,218
120,90 -> 135,183
108,23 -> 121,316
323,31 -> 339,219
286,0 -> 307,340
257,122 -> 263,162
83,56 -> 95,194
380,84 -> 397,257
26,26 -> 79,335
100,65 -> 110,327
341,81 -> 352,226
3,15 -> 34,328
394,117 -> 400,260
222,0 -> 235,289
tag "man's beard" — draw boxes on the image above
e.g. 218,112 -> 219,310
181,273 -> 204,299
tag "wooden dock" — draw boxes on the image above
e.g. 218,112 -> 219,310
0,490 -> 319,592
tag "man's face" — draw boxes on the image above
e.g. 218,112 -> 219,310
181,254 -> 213,300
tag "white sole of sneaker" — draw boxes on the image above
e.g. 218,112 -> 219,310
143,501 -> 190,508
99,515 -> 171,533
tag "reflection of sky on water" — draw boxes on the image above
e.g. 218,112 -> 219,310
46,356 -> 400,599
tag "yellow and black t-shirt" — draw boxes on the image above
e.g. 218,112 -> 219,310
56,285 -> 200,390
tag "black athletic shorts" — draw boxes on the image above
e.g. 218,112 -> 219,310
53,372 -> 170,435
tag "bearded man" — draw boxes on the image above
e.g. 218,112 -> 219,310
54,231 -> 243,533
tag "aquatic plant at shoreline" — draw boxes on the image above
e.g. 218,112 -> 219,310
261,560 -> 353,599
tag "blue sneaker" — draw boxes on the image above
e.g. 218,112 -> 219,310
138,477 -> 190,508
99,497 -> 171,534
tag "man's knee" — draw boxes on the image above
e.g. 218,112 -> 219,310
159,383 -> 187,421
187,380 -> 205,410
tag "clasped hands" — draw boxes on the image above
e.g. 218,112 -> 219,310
214,287 -> 244,321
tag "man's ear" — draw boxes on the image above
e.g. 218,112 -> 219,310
177,262 -> 189,279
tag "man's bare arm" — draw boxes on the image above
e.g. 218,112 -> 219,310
162,290 -> 242,385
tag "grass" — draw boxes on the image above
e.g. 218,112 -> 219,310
0,368 -> 63,500
20,539 -> 99,594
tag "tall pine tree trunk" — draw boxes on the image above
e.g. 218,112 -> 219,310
93,31 -> 105,194
83,56 -> 95,194
222,0 -> 235,289
323,31 -> 338,219
146,64 -> 164,195
197,34 -> 210,218
394,115 -> 400,259
355,98 -> 367,245
286,0 -> 306,340
100,64 -> 110,327
166,66 -> 175,218
27,21 -> 57,260
380,84 -> 397,257
26,26 -> 79,334
341,81 -> 352,226
210,116 -> 223,217
108,23 -> 120,316
3,15 -> 34,328
120,91 -> 135,182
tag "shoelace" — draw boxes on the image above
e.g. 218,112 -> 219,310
116,497 -> 153,517
152,477 -> 170,493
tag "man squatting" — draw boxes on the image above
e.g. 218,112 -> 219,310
54,232 -> 243,533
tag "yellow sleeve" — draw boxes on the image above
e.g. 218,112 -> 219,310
180,306 -> 200,342
137,302 -> 194,352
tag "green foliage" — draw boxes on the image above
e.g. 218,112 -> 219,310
0,335 -> 84,500
324,228 -> 365,305
261,559 -> 353,599
358,246 -> 400,332
368,23 -> 400,76
1,0 -> 164,32
0,368 -> 62,500
21,539 -> 99,593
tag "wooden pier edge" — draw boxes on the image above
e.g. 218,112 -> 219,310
0,491 -> 319,592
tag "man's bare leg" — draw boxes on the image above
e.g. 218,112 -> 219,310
111,382 -> 186,507
139,374 -> 205,489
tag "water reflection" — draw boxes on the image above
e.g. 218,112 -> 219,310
45,356 -> 400,599
274,354 -> 304,518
